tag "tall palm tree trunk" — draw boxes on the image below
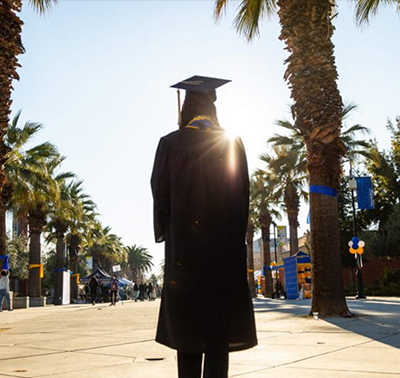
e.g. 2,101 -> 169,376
132,268 -> 139,283
68,234 -> 80,300
0,1 -> 24,236
277,0 -> 349,316
28,230 -> 42,297
246,221 -> 256,298
285,184 -> 300,256
288,215 -> 298,256
28,206 -> 46,298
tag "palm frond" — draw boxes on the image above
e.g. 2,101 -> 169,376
214,0 -> 277,41
354,0 -> 400,25
28,0 -> 58,14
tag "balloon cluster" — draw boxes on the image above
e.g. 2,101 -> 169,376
348,236 -> 365,254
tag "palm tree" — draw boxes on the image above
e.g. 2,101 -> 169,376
354,0 -> 400,25
0,0 -> 58,229
46,180 -> 98,303
30,159 -> 70,299
126,245 -> 153,283
258,146 -> 308,257
215,0 -> 349,315
1,111 -> 59,254
340,103 -> 372,168
251,172 -> 281,298
12,153 -> 68,298
269,103 -> 372,167
86,225 -> 126,273
66,183 -> 97,299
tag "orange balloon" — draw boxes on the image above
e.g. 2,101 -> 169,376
349,247 -> 357,254
356,247 -> 364,255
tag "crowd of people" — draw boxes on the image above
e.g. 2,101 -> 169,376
79,276 -> 161,305
132,282 -> 161,302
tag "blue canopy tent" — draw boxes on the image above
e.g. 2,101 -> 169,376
118,277 -> 134,287
81,267 -> 112,285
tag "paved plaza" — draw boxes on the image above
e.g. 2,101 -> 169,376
0,296 -> 399,378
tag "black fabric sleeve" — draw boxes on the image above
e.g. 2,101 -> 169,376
150,137 -> 171,243
237,137 -> 250,234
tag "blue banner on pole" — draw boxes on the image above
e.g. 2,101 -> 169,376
356,177 -> 374,210
0,255 -> 9,270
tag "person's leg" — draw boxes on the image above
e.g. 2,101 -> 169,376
0,289 -> 5,312
177,351 -> 202,378
5,291 -> 11,310
203,352 -> 229,378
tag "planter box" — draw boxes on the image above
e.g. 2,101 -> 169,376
29,297 -> 47,307
13,296 -> 29,309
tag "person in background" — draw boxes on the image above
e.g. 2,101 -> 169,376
109,274 -> 119,306
147,282 -> 154,301
138,282 -> 146,301
84,283 -> 90,302
89,276 -> 99,306
0,270 -> 12,311
133,282 -> 139,302
151,75 -> 257,378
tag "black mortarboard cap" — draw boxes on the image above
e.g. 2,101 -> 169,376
171,75 -> 231,93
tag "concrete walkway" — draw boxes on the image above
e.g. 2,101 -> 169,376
0,297 -> 399,377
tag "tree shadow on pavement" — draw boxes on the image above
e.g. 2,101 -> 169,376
252,296 -> 400,350
327,297 -> 400,349
253,297 -> 312,316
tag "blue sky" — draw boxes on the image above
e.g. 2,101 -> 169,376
11,1 -> 400,272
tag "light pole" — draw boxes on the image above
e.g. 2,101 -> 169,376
349,166 -> 366,299
272,222 -> 281,298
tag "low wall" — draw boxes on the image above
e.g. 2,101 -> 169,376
29,297 -> 47,307
13,296 -> 29,309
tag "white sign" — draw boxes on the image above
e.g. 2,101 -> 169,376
277,226 -> 287,246
85,256 -> 93,270
112,265 -> 121,272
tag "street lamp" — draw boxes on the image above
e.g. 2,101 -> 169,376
272,222 -> 278,263
271,222 -> 281,298
348,175 -> 366,299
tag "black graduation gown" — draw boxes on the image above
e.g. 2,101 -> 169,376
151,127 -> 257,353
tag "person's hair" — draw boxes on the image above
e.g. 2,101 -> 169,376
1,270 -> 7,276
180,90 -> 219,128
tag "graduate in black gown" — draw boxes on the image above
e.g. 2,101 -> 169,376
151,75 -> 257,378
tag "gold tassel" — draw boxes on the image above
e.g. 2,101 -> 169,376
177,89 -> 181,126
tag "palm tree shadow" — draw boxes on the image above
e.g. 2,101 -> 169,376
252,297 -> 400,349
327,298 -> 400,349
253,297 -> 312,315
